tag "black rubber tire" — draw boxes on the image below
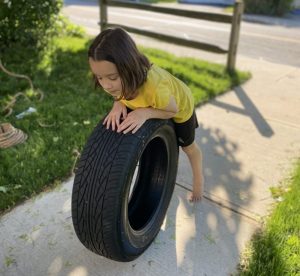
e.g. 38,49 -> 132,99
71,118 -> 179,262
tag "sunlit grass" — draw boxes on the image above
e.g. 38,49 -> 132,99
239,161 -> 300,275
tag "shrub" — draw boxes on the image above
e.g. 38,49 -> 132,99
244,0 -> 294,16
55,15 -> 86,38
0,0 -> 63,53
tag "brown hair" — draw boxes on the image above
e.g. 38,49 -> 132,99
88,27 -> 151,100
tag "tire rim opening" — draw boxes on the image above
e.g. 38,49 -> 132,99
128,137 -> 168,231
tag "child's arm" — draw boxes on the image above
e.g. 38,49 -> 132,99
118,96 -> 178,134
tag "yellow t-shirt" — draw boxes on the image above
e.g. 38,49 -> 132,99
120,64 -> 194,123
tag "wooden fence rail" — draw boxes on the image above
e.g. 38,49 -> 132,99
98,0 -> 243,71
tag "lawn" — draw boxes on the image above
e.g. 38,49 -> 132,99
0,34 -> 250,213
239,161 -> 300,275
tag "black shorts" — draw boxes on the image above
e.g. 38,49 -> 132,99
174,110 -> 199,147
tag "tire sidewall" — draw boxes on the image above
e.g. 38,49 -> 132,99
118,122 -> 178,259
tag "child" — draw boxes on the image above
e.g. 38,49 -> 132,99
88,27 -> 204,202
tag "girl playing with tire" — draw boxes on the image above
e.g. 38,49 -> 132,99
88,27 -> 204,202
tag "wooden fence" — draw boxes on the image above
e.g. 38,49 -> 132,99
98,0 -> 243,71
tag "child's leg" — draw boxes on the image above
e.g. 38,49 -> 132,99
182,141 -> 204,202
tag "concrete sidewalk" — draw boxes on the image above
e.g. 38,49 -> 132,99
1,7 -> 300,276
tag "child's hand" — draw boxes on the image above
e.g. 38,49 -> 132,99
189,175 -> 204,202
189,185 -> 203,202
117,108 -> 149,134
103,101 -> 127,131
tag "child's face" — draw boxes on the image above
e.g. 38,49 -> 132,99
89,59 -> 122,99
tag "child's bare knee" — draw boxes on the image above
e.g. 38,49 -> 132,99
182,142 -> 196,155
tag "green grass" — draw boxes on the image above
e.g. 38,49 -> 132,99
239,161 -> 300,275
224,6 -> 234,13
0,34 -> 250,213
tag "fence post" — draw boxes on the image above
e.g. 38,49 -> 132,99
227,0 -> 243,72
99,0 -> 108,32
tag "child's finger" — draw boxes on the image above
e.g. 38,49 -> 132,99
117,119 -> 127,132
122,123 -> 137,134
111,119 -> 116,131
122,108 -> 127,119
131,123 -> 142,134
118,120 -> 131,132
119,120 -> 132,133
106,117 -> 111,129
122,126 -> 134,134
117,124 -> 125,133
116,117 -> 120,128
103,115 -> 108,125
117,112 -> 123,128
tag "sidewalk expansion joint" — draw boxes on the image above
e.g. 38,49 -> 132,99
265,117 -> 300,130
175,182 -> 261,225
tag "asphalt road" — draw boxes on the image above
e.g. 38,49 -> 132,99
63,0 -> 300,67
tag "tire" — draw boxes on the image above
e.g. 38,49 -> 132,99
71,118 -> 179,262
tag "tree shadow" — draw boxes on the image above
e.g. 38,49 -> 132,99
177,121 -> 254,211
172,117 -> 258,274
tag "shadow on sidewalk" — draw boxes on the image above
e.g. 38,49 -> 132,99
0,177 -> 256,275
210,86 -> 274,137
